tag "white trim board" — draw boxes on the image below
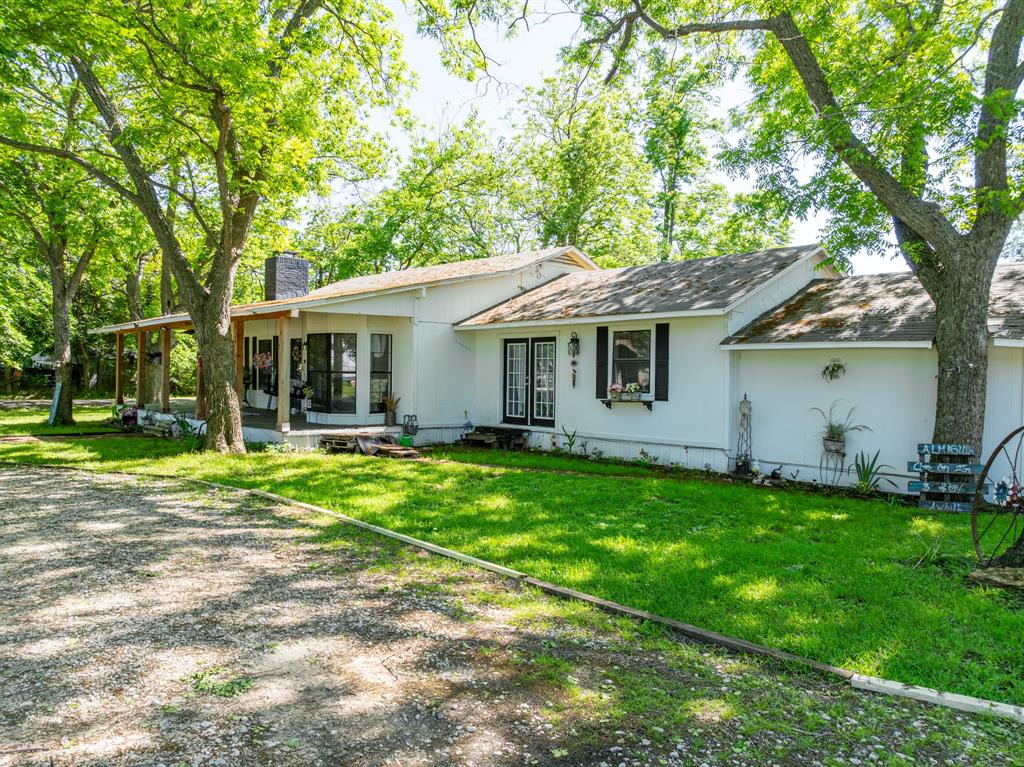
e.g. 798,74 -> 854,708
720,340 -> 935,350
456,308 -> 724,330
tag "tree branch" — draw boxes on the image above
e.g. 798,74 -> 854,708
608,4 -> 965,254
70,55 -> 204,303
971,0 -> 1024,245
0,134 -> 140,204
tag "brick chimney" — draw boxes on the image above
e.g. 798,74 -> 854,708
264,251 -> 309,301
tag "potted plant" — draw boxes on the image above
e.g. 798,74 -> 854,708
382,394 -> 401,426
811,401 -> 870,455
300,385 -> 313,412
607,383 -> 623,401
621,382 -> 642,401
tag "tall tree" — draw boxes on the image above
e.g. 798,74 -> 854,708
0,59 -> 116,423
301,115 -> 526,281
640,47 -> 789,259
552,0 -> 1024,451
0,0 -> 403,450
516,76 -> 658,266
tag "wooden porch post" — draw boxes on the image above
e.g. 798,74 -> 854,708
277,314 -> 290,433
160,326 -> 171,413
135,330 -> 147,408
196,352 -> 206,420
114,333 -> 124,405
233,319 -> 245,403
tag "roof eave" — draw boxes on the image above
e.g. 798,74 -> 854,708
456,308 -> 727,330
719,339 -> 935,350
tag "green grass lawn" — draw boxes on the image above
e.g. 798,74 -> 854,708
0,404 -> 118,436
1,405 -> 1021,707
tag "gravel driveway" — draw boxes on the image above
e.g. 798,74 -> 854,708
1,465 -> 1020,767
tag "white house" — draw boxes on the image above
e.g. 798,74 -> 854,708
91,244 -> 1024,490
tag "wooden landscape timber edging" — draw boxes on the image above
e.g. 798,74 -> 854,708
2,458 -> 1023,723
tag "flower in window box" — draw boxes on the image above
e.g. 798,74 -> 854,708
620,382 -> 642,400
607,383 -> 623,401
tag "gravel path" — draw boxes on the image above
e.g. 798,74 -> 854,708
0,466 -> 1020,767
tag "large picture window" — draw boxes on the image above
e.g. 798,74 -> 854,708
612,330 -> 651,393
306,332 -> 357,414
369,333 -> 392,414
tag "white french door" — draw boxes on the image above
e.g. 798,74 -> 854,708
503,337 -> 555,427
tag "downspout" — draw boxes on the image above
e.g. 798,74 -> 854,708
410,287 -> 425,419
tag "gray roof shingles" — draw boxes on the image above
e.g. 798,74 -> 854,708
722,263 -> 1024,345
304,246 -> 591,302
458,245 -> 819,326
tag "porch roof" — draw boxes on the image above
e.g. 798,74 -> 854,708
88,246 -> 596,335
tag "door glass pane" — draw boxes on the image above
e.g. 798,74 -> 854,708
370,333 -> 392,414
533,341 -> 555,421
333,333 -> 356,372
370,334 -> 391,372
331,372 -> 357,414
505,342 -> 526,419
308,372 -> 329,412
256,339 -> 272,392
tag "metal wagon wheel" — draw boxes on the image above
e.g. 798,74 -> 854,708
972,425 -> 1024,567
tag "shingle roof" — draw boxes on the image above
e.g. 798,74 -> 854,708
721,263 -> 1024,346
303,246 -> 594,302
89,246 -> 594,335
457,245 -> 820,326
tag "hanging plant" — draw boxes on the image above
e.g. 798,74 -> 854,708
821,358 -> 846,382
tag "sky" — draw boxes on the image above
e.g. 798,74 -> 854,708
375,1 -> 909,275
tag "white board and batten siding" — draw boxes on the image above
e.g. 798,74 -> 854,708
730,344 -> 1024,489
470,315 -> 735,472
468,318 -> 1024,491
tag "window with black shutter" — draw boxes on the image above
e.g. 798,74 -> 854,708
655,323 -> 669,401
595,326 -> 608,398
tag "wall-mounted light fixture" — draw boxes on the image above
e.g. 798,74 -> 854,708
568,331 -> 580,358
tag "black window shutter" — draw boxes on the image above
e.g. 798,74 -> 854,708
595,326 -> 608,398
655,323 -> 669,401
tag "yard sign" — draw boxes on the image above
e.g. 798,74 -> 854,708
909,443 -> 984,513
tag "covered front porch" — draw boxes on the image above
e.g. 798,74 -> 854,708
101,305 -> 413,447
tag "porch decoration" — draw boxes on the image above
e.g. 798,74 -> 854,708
300,385 -> 313,412
812,401 -> 868,456
569,334 -> 578,388
735,394 -> 752,475
812,401 -> 868,487
382,394 -> 401,427
821,358 -> 846,382
252,351 -> 273,371
971,426 -> 1024,569
567,332 -> 580,358
620,382 -> 642,402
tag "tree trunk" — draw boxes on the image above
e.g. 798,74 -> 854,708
195,322 -> 245,453
50,283 -> 74,425
927,246 -> 997,453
